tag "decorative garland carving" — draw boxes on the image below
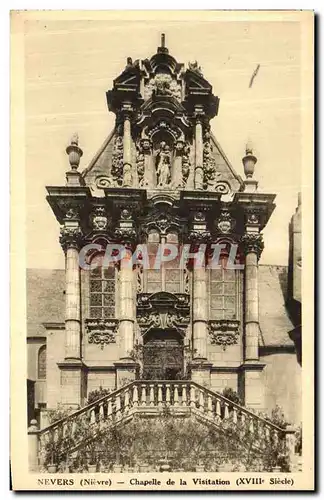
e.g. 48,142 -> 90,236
85,318 -> 118,350
208,320 -> 240,350
111,132 -> 124,184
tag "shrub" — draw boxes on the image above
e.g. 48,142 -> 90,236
87,386 -> 111,405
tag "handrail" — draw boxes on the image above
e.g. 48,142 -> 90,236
37,379 -> 287,436
191,381 -> 287,433
37,380 -> 138,435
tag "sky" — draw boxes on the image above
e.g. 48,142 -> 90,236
23,15 -> 304,269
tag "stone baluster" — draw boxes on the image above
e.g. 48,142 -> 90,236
232,407 -> 238,425
194,109 -> 204,190
149,384 -> 155,406
107,400 -> 113,418
216,400 -> 221,423
249,418 -> 254,434
174,385 -> 179,406
199,390 -> 205,412
190,385 -> 196,408
265,426 -> 270,442
207,394 -> 213,417
158,384 -> 163,408
115,394 -> 121,419
72,420 -> 77,437
133,385 -> 139,407
182,384 -> 187,406
165,384 -> 171,406
124,390 -> 130,413
90,409 -> 96,425
99,403 -> 105,424
141,384 -> 147,406
224,403 -> 229,420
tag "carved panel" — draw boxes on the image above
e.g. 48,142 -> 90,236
137,292 -> 190,337
85,318 -> 119,350
208,319 -> 240,350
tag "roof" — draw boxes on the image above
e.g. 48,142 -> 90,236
26,266 -> 294,346
26,268 -> 65,337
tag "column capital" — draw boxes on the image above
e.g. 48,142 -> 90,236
240,232 -> 264,259
59,224 -> 83,252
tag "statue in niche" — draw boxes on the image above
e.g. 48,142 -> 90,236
136,151 -> 145,187
156,141 -> 171,188
123,164 -> 133,187
181,144 -> 191,188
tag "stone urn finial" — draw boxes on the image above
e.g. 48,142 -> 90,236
242,140 -> 257,179
66,132 -> 83,171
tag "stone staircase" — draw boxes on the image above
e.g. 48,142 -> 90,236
28,380 -> 296,472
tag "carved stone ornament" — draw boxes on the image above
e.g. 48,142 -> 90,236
208,319 -> 240,350
59,224 -> 83,251
246,211 -> 260,226
141,210 -> 183,237
110,134 -> 124,186
85,318 -> 118,350
144,73 -> 182,101
137,292 -> 190,336
92,206 -> 108,231
240,232 -> 264,259
64,207 -> 80,220
216,209 -> 235,234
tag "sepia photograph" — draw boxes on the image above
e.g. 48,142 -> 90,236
10,10 -> 314,491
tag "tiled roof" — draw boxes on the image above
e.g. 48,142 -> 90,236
26,269 -> 65,337
26,266 -> 294,346
258,265 -> 294,347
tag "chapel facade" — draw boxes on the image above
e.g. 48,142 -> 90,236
27,36 -> 302,428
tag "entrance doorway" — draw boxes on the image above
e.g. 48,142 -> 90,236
142,330 -> 184,380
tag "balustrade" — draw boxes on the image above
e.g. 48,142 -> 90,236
33,379 -> 291,472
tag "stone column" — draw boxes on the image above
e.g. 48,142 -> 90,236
241,233 -> 264,361
240,232 -> 265,410
193,265 -> 208,360
60,221 -> 82,360
194,112 -> 204,190
59,219 -> 84,407
119,246 -> 135,359
28,419 -> 39,472
115,237 -> 138,388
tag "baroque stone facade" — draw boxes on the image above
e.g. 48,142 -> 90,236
27,36 -> 301,428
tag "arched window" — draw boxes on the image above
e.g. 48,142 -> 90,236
89,254 -> 116,319
38,345 -> 46,380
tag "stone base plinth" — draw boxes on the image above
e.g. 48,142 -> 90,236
114,359 -> 139,388
189,360 -> 213,387
239,361 -> 265,410
57,359 -> 87,408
